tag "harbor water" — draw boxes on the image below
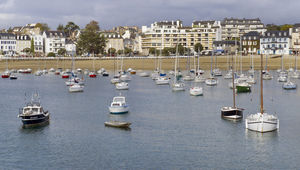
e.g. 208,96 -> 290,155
1,71 -> 300,169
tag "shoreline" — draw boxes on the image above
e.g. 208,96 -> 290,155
1,55 -> 299,72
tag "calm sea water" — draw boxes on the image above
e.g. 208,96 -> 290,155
1,71 -> 300,169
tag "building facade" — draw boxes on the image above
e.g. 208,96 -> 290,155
241,31 -> 261,54
0,33 -> 17,55
16,35 -> 31,54
213,40 -> 240,54
65,39 -> 76,56
31,34 -> 44,53
260,31 -> 291,55
43,31 -> 66,55
221,18 -> 266,40
101,31 -> 124,54
290,25 -> 300,54
141,20 -> 222,55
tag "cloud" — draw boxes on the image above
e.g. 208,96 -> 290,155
0,0 -> 299,30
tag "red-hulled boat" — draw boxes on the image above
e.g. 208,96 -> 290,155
89,72 -> 97,78
61,72 -> 69,79
2,74 -> 10,78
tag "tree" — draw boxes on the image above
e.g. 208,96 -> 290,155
57,24 -> 64,31
47,52 -> 55,57
177,44 -> 185,55
7,27 -> 13,33
149,47 -> 157,55
22,48 -> 31,53
124,47 -> 132,56
76,21 -> 106,56
65,22 -> 80,37
194,43 -> 203,53
108,48 -> 116,55
117,50 -> 123,55
35,23 -> 50,33
57,48 -> 67,56
280,24 -> 293,31
30,39 -> 35,54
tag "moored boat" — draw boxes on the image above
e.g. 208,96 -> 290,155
109,95 -> 129,114
104,121 -> 131,128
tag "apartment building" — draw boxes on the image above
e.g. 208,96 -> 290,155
101,31 -> 124,53
260,31 -> 291,55
221,18 -> 266,40
43,31 -> 66,55
141,20 -> 221,55
16,34 -> 31,54
241,31 -> 261,54
31,34 -> 44,53
290,24 -> 300,54
0,33 -> 17,55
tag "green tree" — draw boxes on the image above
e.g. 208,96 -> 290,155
76,21 -> 106,56
124,47 -> 132,56
22,48 -> 31,53
280,24 -> 293,31
35,23 -> 50,33
65,21 -> 80,37
47,52 -> 56,57
57,48 -> 67,56
117,50 -> 123,55
30,39 -> 35,54
108,48 -> 116,55
57,24 -> 64,31
149,47 -> 157,55
7,27 -> 13,33
194,43 -> 203,53
177,44 -> 185,55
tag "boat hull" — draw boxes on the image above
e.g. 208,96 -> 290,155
21,115 -> 50,128
236,85 -> 251,93
104,121 -> 131,128
109,106 -> 129,114
221,107 -> 243,120
245,113 -> 279,133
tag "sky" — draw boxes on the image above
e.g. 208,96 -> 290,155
0,0 -> 299,30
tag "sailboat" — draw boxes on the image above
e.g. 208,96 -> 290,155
172,44 -> 185,91
205,51 -> 218,86
221,56 -> 243,120
2,58 -> 10,78
212,53 -> 222,76
291,54 -> 300,78
194,52 -> 206,82
89,55 -> 97,78
262,55 -> 273,80
245,54 -> 279,133
224,55 -> 233,79
283,72 -> 297,90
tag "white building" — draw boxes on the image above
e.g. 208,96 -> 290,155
290,25 -> 300,54
0,33 -> 17,55
141,20 -> 222,55
31,34 -> 44,53
16,35 -> 31,54
43,31 -> 66,55
221,18 -> 266,40
65,39 -> 76,56
260,31 -> 291,55
101,31 -> 124,54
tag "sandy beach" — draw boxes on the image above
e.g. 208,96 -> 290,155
0,55 -> 299,72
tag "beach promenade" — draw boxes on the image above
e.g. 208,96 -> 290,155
0,55 -> 299,72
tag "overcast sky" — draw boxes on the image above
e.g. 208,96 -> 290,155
0,0 -> 299,30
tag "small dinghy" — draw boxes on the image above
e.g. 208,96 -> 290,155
104,121 -> 131,128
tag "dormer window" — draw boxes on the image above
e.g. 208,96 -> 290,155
279,33 -> 281,36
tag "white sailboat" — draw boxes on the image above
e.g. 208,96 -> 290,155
205,51 -> 218,86
194,53 -> 206,82
245,54 -> 279,133
172,44 -> 185,91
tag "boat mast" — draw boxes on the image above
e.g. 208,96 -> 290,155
197,49 -> 200,71
260,54 -> 264,114
296,51 -> 298,71
232,55 -> 236,108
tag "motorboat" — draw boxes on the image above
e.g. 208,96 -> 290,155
104,121 -> 131,128
194,75 -> 206,83
283,81 -> 297,90
189,86 -> 203,96
183,74 -> 194,81
111,75 -> 121,84
89,72 -> 97,78
109,96 -> 129,114
139,71 -> 150,77
155,76 -> 170,85
277,75 -> 287,82
65,77 -> 84,86
2,70 -> 10,78
61,72 -> 69,79
212,68 -> 222,76
69,83 -> 84,92
116,82 -> 129,90
18,93 -> 50,128
172,82 -> 185,91
120,74 -> 131,81
130,70 -> 136,75
10,74 -> 17,80
205,76 -> 218,86
35,70 -> 43,76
